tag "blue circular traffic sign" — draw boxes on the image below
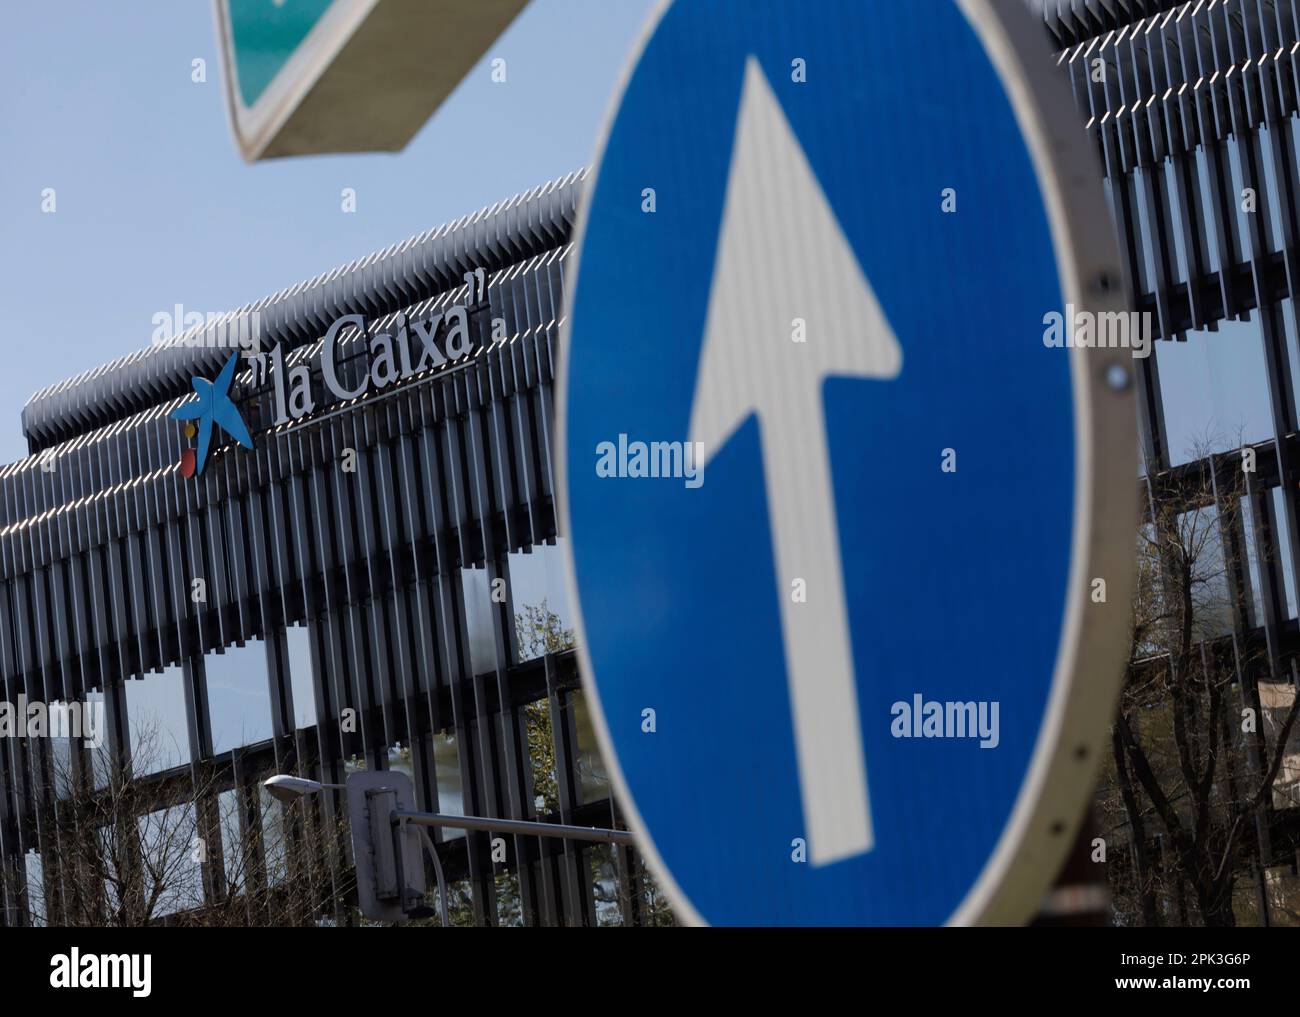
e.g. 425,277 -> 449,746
560,0 -> 1135,925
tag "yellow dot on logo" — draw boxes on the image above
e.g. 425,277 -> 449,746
183,422 -> 196,439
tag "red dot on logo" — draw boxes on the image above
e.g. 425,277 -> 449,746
180,448 -> 196,478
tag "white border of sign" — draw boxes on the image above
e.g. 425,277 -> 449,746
212,0 -> 379,162
557,0 -> 1136,926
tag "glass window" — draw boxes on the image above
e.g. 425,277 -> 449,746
1134,522 -> 1162,659
259,786 -> 288,887
286,625 -> 316,730
1260,681 -> 1300,811
1158,316 -> 1274,466
571,690 -> 609,806
1196,147 -> 1223,273
1227,140 -> 1255,259
137,804 -> 204,918
461,566 -> 498,675
78,686 -> 113,790
217,788 -> 284,897
495,871 -> 524,927
98,825 -> 120,914
1163,161 -> 1190,287
590,843 -> 624,927
207,640 -> 273,754
1271,488 -> 1299,621
126,666 -> 190,775
44,693 -> 107,797
445,878 -> 475,927
48,729 -> 72,799
49,690 -> 113,793
524,699 -> 558,816
388,742 -> 412,779
24,850 -> 45,926
1242,496 -> 1266,630
1176,505 -> 1235,641
1260,124 -> 1287,256
430,730 -> 465,841
218,789 -> 247,894
1281,299 -> 1300,426
1130,172 -> 1154,295
1265,866 -> 1300,925
509,539 -> 576,662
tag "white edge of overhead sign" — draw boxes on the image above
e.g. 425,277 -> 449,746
556,0 -> 1137,927
212,0 -> 380,162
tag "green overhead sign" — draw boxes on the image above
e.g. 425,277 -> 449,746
226,0 -> 336,109
215,0 -> 529,161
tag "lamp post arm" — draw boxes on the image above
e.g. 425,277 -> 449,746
391,809 -> 635,845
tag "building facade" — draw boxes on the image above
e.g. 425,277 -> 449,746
1044,0 -> 1300,924
6,0 -> 1300,928
0,169 -> 674,927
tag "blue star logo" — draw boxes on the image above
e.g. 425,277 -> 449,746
170,353 -> 254,474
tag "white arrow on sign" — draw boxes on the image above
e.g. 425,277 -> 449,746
688,57 -> 903,867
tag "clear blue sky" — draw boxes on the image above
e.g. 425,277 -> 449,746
0,0 -> 656,465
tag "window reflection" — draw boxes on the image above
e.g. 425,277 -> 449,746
388,742 -> 412,779
590,843 -> 623,927
1271,488 -> 1299,621
495,870 -> 524,927
1195,148 -> 1222,274
259,785 -> 287,887
1281,299 -> 1300,426
43,697 -> 107,801
1241,490 -> 1300,625
1129,173 -> 1154,295
216,788 -> 287,895
126,667 -> 190,775
525,700 -> 558,816
1259,124 -> 1287,256
1158,316 -> 1273,467
24,850 -> 45,926
286,625 -> 316,730
49,731 -> 72,799
571,690 -> 609,806
1242,497 -> 1266,630
98,826 -> 119,914
461,567 -> 498,675
430,730 -> 465,841
1261,681 -> 1300,811
509,539 -> 575,662
1175,505 -> 1234,641
46,694 -> 104,798
137,804 -> 203,918
218,789 -> 246,893
207,640 -> 273,755
1163,162 -> 1189,287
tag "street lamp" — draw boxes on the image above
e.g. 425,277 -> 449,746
261,774 -> 344,805
262,770 -> 633,926
262,771 -> 450,925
